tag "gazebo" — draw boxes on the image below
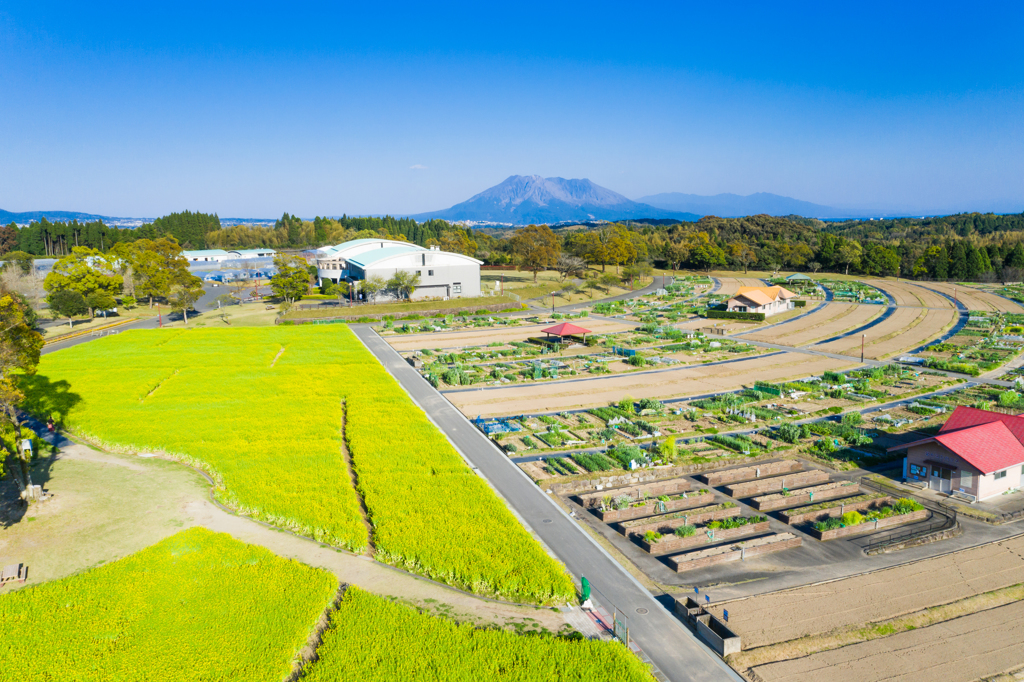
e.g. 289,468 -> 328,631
540,322 -> 591,344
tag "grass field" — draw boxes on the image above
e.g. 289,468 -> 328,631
25,326 -> 575,604
0,528 -> 337,681
300,586 -> 654,682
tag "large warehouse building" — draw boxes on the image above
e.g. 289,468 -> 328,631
316,238 -> 482,300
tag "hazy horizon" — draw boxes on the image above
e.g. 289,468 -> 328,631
1,2 -> 1021,218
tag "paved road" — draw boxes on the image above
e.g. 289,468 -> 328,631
352,325 -> 740,682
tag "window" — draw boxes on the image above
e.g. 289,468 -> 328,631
416,270 -> 421,276
960,470 -> 973,488
428,270 -> 434,276
453,283 -> 462,294
995,470 -> 1007,480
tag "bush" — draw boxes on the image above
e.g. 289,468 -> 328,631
613,495 -> 631,511
841,511 -> 864,526
776,423 -> 803,444
794,300 -> 807,307
842,412 -> 864,426
675,524 -> 697,537
892,497 -> 924,515
814,517 -> 844,532
643,531 -> 662,544
999,390 -> 1020,407
706,310 -> 766,321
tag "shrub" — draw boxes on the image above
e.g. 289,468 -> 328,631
776,423 -> 803,444
675,524 -> 697,537
999,390 -> 1020,407
841,511 -> 864,526
626,355 -> 647,367
613,495 -> 631,510
814,517 -> 844,532
892,497 -> 924,515
706,310 -> 766,321
643,530 -> 662,544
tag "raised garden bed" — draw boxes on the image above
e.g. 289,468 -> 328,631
750,480 -> 859,511
809,507 -> 929,541
575,477 -> 691,510
617,500 -> 736,536
665,533 -> 803,572
640,519 -> 770,555
595,490 -> 712,522
699,459 -> 802,486
780,492 -> 891,525
724,469 -> 829,498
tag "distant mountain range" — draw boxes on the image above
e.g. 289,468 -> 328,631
411,175 -> 699,224
0,209 -> 148,227
636,192 -> 885,219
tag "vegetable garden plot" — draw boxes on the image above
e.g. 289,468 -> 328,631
26,327 -> 574,604
385,319 -> 633,351
301,586 -> 654,682
0,528 -> 337,681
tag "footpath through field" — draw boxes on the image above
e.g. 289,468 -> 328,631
352,325 -> 741,682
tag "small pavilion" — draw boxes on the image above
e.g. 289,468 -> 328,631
540,322 -> 592,343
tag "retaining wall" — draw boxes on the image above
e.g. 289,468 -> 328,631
750,481 -> 859,511
809,508 -> 930,541
780,493 -> 890,525
724,469 -> 829,498
699,460 -> 802,486
641,520 -> 770,556
666,533 -> 802,572
865,521 -> 962,555
544,455 -> 778,495
696,614 -> 742,657
282,299 -> 520,323
617,501 -> 736,537
595,491 -> 712,522
575,477 -> 691,509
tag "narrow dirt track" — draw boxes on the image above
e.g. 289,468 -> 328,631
706,534 -> 1024,649
385,319 -> 634,351
750,598 -> 1024,682
447,352 -> 857,416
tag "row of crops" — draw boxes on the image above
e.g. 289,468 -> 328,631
0,529 -> 650,681
25,326 -> 574,604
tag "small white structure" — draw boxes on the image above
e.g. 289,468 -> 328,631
316,238 -> 481,300
726,286 -> 797,317
183,248 -> 277,263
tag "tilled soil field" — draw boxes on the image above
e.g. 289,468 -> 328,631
384,318 -> 635,351
706,534 -> 1024,649
786,304 -> 884,347
715,277 -> 769,297
749,598 -> 1024,682
813,307 -> 955,359
914,281 -> 1024,313
869,280 -> 953,309
739,303 -> 854,344
445,352 -> 857,416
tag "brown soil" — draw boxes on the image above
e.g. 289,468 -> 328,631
749,598 -> 1024,682
741,303 -> 855,344
916,281 -> 1024,313
869,280 -> 954,309
706,534 -> 1024,649
715,277 -> 770,297
447,352 -> 858,417
813,307 -> 955,359
386,318 -> 634,351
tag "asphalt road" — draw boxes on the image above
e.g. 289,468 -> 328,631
352,324 -> 740,682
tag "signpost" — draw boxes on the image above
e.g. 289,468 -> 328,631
580,576 -> 591,604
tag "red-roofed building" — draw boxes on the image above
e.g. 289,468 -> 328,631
540,322 -> 591,342
888,406 -> 1024,501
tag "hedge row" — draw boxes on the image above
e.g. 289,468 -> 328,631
707,310 -> 766,321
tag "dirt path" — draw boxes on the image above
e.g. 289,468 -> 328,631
447,352 -> 858,416
749,598 -> 1024,682
706,534 -> 1024,649
385,318 -> 634,351
0,442 -> 567,632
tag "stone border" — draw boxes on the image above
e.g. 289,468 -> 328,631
780,493 -> 890,525
595,490 -> 711,522
641,520 -> 770,555
809,508 -> 930,541
751,481 -> 859,511
616,500 -> 737,537
724,469 -> 829,498
575,477 -> 691,510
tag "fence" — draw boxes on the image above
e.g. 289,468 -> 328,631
859,477 -> 958,553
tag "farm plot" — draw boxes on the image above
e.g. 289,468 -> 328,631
447,353 -> 858,417
910,280 -> 1021,312
386,318 -> 634,351
705,534 -> 1024,649
714,277 -> 768,297
750,598 -> 1024,682
869,279 -> 953,309
0,528 -> 338,681
812,307 -> 956,359
25,327 -> 575,604
301,586 -> 654,682
747,303 -> 884,347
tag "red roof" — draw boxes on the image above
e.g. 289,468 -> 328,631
540,322 -> 591,337
889,406 -> 1024,474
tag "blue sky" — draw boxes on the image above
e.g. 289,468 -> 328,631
1,1 -> 1022,217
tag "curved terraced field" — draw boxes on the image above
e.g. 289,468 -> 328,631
812,307 -> 956,359
913,281 -> 1024,313
714,276 -> 768,297
869,280 -> 953,309
445,352 -> 857,417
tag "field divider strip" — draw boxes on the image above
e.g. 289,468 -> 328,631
139,368 -> 179,403
339,400 -> 375,557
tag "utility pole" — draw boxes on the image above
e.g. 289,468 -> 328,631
157,303 -> 162,328
861,333 -> 865,363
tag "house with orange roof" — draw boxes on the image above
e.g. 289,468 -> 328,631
725,285 -> 797,317
888,406 -> 1024,501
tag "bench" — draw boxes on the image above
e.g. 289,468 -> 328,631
1,563 -> 26,586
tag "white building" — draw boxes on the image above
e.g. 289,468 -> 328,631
316,238 -> 481,300
182,248 -> 276,263
725,286 -> 797,317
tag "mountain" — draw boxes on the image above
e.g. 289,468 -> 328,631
0,209 -> 148,227
635,192 -> 885,219
411,175 -> 699,224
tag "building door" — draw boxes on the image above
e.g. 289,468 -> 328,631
931,466 -> 952,493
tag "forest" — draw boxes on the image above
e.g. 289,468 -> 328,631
4,210 -> 1024,283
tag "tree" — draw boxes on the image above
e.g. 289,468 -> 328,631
808,261 -> 822,274
599,272 -> 620,291
121,295 -> 137,310
658,436 -> 677,459
728,243 -> 757,274
48,289 -> 89,328
269,255 -> 311,303
835,241 -> 863,276
43,247 -> 123,316
2,251 -> 34,275
510,224 -> 560,282
361,275 -> 388,302
0,289 -> 43,495
685,232 -> 727,272
584,277 -> 601,299
168,281 -> 204,324
112,238 -> 195,307
431,230 -> 478,256
663,240 -> 690,273
387,271 -> 421,300
86,291 -> 117,317
555,254 -> 587,282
